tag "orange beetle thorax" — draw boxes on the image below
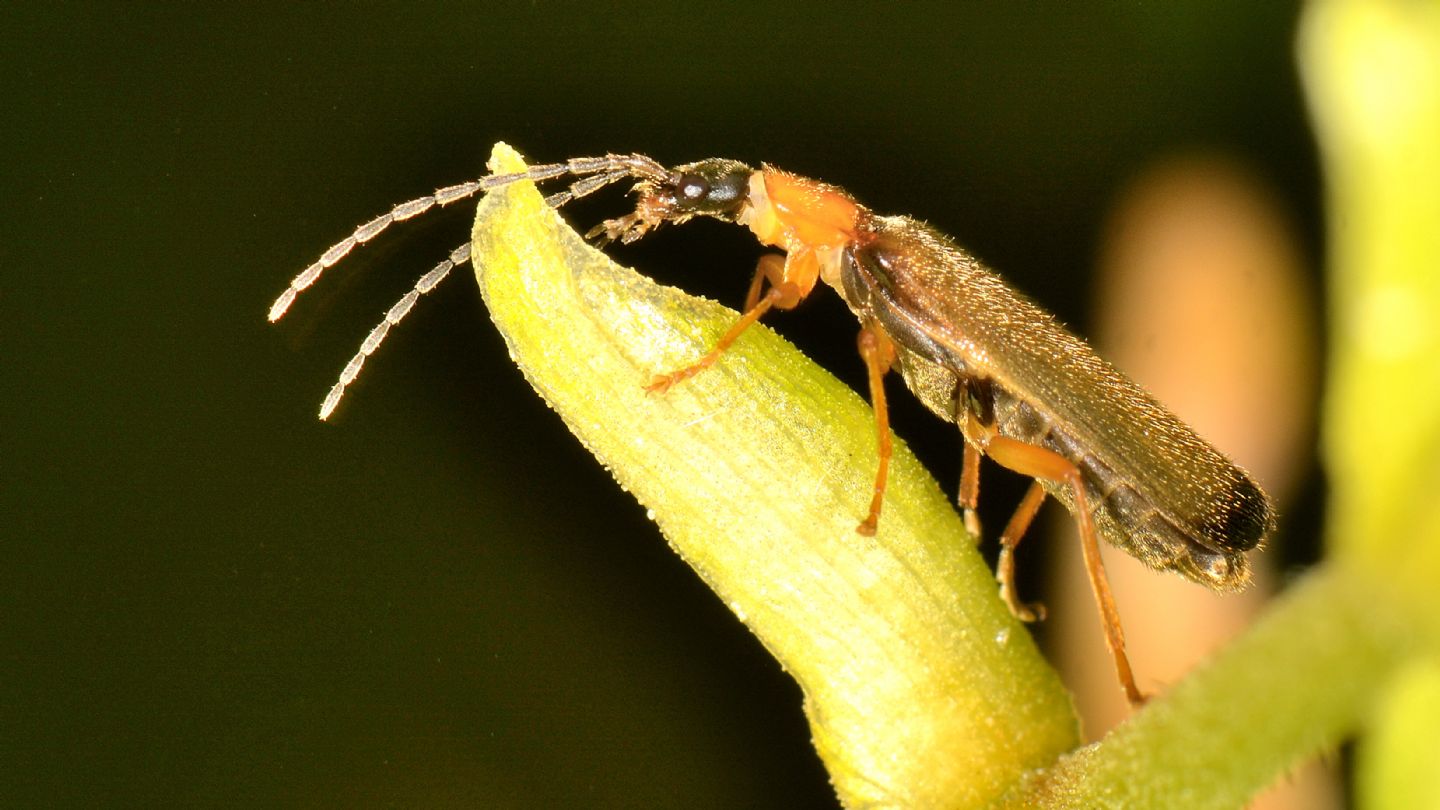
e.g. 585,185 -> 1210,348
741,168 -> 865,253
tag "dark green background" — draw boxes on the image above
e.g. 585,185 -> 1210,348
3,4 -> 1320,807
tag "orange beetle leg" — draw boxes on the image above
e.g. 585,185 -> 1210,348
744,254 -> 787,312
968,413 -> 1145,706
855,322 -> 897,536
959,442 -> 983,543
993,480 -> 1049,622
648,251 -> 811,394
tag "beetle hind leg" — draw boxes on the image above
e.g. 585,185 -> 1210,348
966,412 -> 1145,706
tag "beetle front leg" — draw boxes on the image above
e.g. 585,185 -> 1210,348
645,254 -> 803,394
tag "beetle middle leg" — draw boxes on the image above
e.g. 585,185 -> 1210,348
959,442 -> 984,543
965,412 -> 1144,705
855,321 -> 897,536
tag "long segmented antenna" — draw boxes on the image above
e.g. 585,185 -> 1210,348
317,241 -> 470,420
270,153 -> 672,419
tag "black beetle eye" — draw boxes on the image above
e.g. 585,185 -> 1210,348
679,174 -> 710,200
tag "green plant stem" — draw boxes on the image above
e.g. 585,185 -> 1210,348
996,563 -> 1407,808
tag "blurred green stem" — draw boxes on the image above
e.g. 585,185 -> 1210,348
997,564 -> 1408,808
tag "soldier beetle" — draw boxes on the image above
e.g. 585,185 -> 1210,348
270,150 -> 1275,705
